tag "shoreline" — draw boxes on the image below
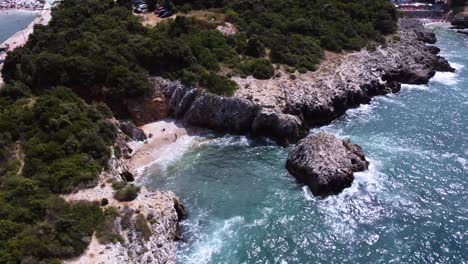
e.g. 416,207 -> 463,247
126,119 -> 207,175
137,19 -> 454,147
63,119 -> 191,263
0,7 -> 52,87
0,7 -> 44,11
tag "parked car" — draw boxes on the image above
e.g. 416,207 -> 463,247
134,7 -> 142,13
157,8 -> 167,16
161,11 -> 173,18
137,3 -> 147,9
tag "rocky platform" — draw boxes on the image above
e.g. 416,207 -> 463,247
286,132 -> 369,196
127,19 -> 453,146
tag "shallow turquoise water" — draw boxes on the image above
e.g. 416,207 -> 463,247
0,10 -> 37,43
143,28 -> 467,263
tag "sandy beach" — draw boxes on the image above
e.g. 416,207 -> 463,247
0,8 -> 52,87
127,119 -> 207,175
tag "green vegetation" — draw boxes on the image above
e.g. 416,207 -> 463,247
114,184 -> 140,202
134,213 -> 152,240
0,85 -> 116,262
2,0 -> 397,98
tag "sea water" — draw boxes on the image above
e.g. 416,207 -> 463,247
143,27 -> 467,263
0,10 -> 37,43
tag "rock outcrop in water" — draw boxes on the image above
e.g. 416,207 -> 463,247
286,132 -> 369,196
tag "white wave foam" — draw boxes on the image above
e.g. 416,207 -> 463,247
137,135 -> 199,175
401,83 -> 429,90
430,71 -> 459,86
451,62 -> 465,71
302,186 -> 314,201
456,157 -> 467,171
378,95 -> 406,107
180,216 -> 244,264
429,62 -> 463,86
302,158 -> 388,237
344,103 -> 377,123
204,134 -> 252,147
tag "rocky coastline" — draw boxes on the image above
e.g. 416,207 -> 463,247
59,18 -> 454,262
126,19 -> 453,146
64,124 -> 185,264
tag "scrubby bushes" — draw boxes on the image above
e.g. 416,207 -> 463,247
2,0 -> 398,100
240,58 -> 275,79
0,85 -> 116,262
114,184 -> 140,202
200,72 -> 238,96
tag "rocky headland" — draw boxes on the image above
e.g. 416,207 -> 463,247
64,123 -> 185,264
125,19 -> 453,146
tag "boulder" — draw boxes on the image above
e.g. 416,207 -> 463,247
183,93 -> 260,134
252,110 -> 308,145
450,11 -> 468,29
119,121 -> 147,141
286,132 -> 369,196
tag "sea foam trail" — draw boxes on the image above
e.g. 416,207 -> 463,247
137,135 -> 199,177
430,62 -> 464,86
178,216 -> 244,264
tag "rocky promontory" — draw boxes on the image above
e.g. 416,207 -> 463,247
124,19 -> 453,146
286,132 -> 369,196
64,124 -> 183,264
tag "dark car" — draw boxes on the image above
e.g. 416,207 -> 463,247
160,11 -> 173,18
133,7 -> 142,13
157,9 -> 167,16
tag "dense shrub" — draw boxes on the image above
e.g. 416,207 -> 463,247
2,0 -> 398,100
134,213 -> 152,240
114,184 -> 140,202
0,85 -> 115,262
200,72 -> 238,96
241,58 -> 275,79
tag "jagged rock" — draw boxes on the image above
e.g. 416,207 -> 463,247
173,198 -> 186,221
450,10 -> 468,29
125,92 -> 169,126
183,93 -> 260,134
286,132 -> 369,196
121,170 -> 135,182
251,110 -> 308,145
425,45 -> 441,54
119,121 -> 147,141
174,88 -> 199,118
283,19 -> 454,127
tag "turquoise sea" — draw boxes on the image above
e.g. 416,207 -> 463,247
0,10 -> 37,43
143,27 -> 468,263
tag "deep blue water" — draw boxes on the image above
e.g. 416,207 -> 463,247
143,27 -> 468,263
0,10 -> 37,43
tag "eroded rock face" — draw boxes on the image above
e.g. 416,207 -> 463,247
251,110 -> 308,146
119,121 -> 147,141
450,11 -> 468,29
141,19 -> 453,146
283,19 -> 454,128
286,132 -> 369,196
183,93 -> 261,134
